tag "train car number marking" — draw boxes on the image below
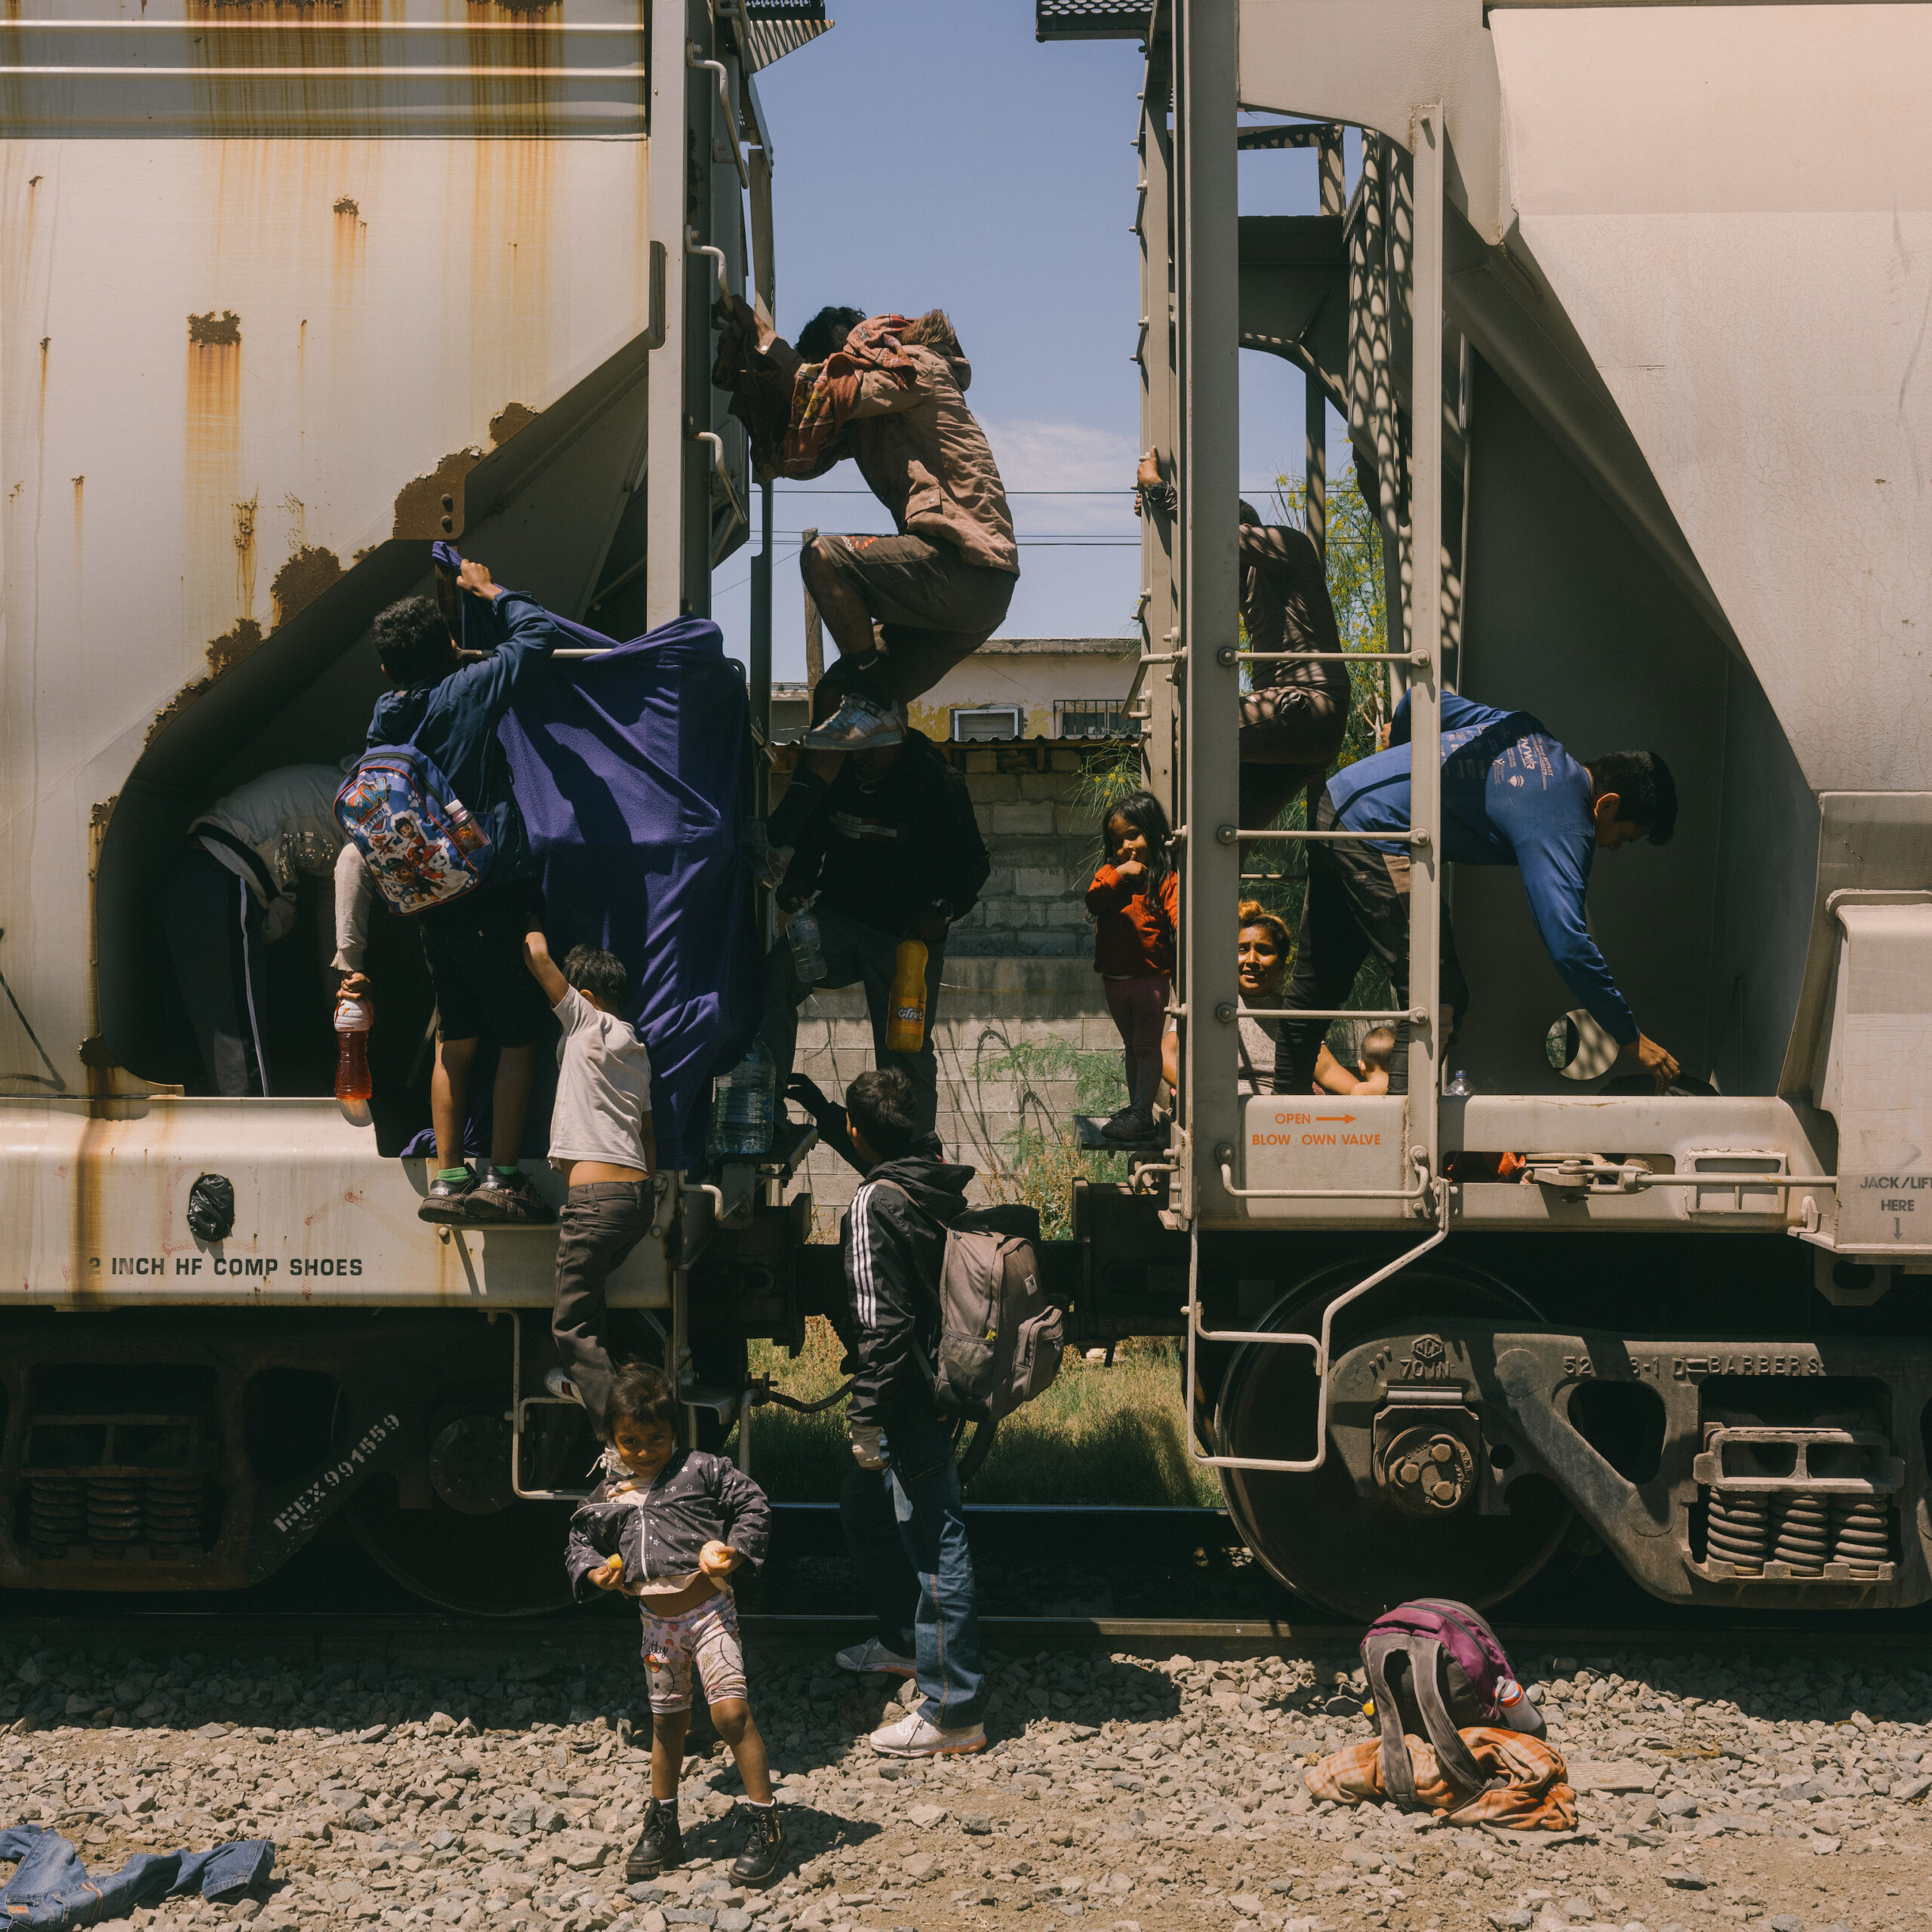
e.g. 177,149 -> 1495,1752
268,1413 -> 403,1536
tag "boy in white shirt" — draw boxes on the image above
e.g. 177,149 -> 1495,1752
523,928 -> 657,1438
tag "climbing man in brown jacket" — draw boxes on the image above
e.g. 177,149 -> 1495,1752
716,303 -> 1020,752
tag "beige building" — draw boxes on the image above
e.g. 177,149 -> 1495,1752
769,636 -> 1137,744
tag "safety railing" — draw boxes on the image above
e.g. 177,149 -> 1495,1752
1183,1186 -> 1450,1473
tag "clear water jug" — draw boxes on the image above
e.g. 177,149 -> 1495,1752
709,1035 -> 776,1158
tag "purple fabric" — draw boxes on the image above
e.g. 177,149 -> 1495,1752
1364,1598 -> 1515,1716
401,547 -> 760,1171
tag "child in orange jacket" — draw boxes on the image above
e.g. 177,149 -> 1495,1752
1086,790 -> 1180,1142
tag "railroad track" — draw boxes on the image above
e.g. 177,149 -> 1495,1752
11,1500 -> 1932,1657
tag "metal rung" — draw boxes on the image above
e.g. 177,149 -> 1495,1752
1234,648 -> 1428,663
1230,1006 -> 1424,1023
1220,826 -> 1428,845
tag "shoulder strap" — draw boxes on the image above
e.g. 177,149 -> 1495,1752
1359,1629 -> 1419,1810
1410,1635 -> 1497,1798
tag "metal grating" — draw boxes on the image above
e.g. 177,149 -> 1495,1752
737,0 -> 833,74
1035,0 -> 1152,42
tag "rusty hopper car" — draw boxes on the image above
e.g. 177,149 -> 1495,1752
1034,0 -> 1932,1617
0,0 -> 828,1613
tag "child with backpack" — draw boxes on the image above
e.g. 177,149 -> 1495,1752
1085,789 -> 1180,1142
566,1362 -> 784,1886
829,1067 -> 990,1756
348,558 -> 566,1226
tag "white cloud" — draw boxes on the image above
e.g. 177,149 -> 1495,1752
981,417 -> 1142,534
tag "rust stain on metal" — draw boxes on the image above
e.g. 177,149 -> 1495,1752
234,494 -> 257,621
206,615 -> 265,680
187,309 -> 242,348
89,797 -> 116,837
489,402 -> 537,447
393,448 -> 480,540
332,195 -> 360,217
270,543 -> 343,629
72,1114 -> 107,1287
186,310 -> 242,650
143,619 -> 264,749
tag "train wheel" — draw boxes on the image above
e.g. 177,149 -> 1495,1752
343,1386 -> 583,1617
1214,1257 -> 1573,1620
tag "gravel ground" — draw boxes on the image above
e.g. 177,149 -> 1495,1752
2,1638 -> 1928,1932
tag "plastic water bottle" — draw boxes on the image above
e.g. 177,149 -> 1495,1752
709,1035 -> 776,1158
1445,1068 -> 1472,1097
334,992 -> 374,1102
787,901 -> 826,986
884,940 -> 929,1054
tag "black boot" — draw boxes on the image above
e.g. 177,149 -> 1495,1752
625,1799 -> 683,1881
730,1802 -> 785,1887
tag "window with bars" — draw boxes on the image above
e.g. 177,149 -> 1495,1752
951,706 -> 1023,743
1054,698 -> 1137,740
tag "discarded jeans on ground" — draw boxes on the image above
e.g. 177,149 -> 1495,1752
1306,1726 -> 1577,1830
0,1822 -> 274,1928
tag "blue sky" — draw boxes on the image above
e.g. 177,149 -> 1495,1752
712,0 -> 1355,681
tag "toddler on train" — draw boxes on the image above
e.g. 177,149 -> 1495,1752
1085,789 -> 1180,1143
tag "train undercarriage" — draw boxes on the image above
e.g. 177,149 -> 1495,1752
6,1189 -> 1931,1623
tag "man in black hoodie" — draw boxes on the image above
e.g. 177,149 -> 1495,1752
761,704 -> 990,1137
829,1069 -> 988,1758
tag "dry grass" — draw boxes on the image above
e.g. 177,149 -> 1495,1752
744,1319 -> 1220,1507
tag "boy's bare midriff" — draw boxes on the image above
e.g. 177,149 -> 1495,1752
560,1159 -> 651,1185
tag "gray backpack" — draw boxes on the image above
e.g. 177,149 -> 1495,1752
884,1193 -> 1066,1423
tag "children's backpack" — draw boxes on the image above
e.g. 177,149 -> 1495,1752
335,712 -> 494,915
1360,1598 -> 1543,1808
883,1194 -> 1066,1423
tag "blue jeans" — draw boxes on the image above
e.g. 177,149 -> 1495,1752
839,1420 -> 985,1730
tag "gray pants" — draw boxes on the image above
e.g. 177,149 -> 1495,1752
552,1180 -> 657,1439
761,906 -> 946,1138
162,843 -> 271,1097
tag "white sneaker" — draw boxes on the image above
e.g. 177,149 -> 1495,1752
835,1638 -> 916,1678
869,1709 -> 987,1758
544,1367 -> 583,1406
801,694 -> 906,752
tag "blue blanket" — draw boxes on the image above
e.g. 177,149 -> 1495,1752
418,547 -> 761,1172
0,1824 -> 273,1929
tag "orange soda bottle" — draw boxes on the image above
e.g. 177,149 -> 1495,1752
884,940 -> 928,1054
334,992 -> 374,1101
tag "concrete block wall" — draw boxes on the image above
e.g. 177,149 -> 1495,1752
784,958 -> 1121,1219
770,744 -> 1113,964
765,743 -> 1130,1218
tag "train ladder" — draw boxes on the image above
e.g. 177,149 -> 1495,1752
1156,0 -> 1454,1475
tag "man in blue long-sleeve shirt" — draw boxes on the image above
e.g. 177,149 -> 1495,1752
355,558 -> 567,1225
1278,691 -> 1681,1094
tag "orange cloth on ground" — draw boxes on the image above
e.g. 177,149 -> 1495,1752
1304,1726 -> 1576,1831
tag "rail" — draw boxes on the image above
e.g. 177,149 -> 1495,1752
686,42 -> 749,187
685,226 -> 731,303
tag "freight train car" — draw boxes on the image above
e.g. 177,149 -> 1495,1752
1037,0 -> 1932,1616
0,0 -> 829,1614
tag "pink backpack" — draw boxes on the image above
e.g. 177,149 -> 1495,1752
1359,1598 -> 1544,1807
